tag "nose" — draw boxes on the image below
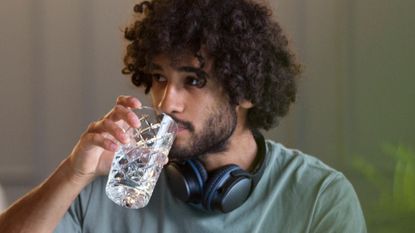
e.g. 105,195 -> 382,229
157,83 -> 184,115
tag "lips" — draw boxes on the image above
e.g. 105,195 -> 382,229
176,124 -> 189,133
169,116 -> 194,133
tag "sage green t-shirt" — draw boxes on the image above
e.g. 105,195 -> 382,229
55,141 -> 367,233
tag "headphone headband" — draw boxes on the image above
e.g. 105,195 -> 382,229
249,129 -> 267,188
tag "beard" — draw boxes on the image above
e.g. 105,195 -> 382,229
168,103 -> 237,161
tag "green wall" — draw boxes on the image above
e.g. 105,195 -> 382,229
268,0 -> 415,232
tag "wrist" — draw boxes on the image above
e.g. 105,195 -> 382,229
59,158 -> 96,186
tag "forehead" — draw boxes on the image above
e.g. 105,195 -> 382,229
150,52 -> 228,97
151,50 -> 213,71
152,53 -> 198,68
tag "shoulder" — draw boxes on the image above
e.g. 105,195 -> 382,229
265,140 -> 341,181
263,140 -> 361,211
264,140 -> 356,193
263,140 -> 367,232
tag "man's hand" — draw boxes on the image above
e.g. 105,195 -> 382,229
67,96 -> 142,181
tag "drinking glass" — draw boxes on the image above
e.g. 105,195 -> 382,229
105,106 -> 177,209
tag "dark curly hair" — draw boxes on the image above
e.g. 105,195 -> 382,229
122,0 -> 301,130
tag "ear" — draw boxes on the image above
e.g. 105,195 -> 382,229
239,99 -> 254,109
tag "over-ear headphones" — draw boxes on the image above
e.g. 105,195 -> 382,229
165,130 -> 266,213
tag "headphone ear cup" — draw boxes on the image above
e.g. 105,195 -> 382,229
188,159 -> 208,188
165,159 -> 207,203
202,165 -> 253,213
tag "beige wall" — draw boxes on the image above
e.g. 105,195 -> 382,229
0,0 -> 147,203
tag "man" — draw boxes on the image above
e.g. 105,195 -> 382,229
0,0 -> 367,232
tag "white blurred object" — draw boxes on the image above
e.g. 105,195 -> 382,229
0,184 -> 7,211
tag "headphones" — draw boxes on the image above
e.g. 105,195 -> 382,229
165,130 -> 266,213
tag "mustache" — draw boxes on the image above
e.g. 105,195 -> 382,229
168,115 -> 194,132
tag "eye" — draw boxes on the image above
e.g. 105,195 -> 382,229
185,76 -> 206,88
151,74 -> 167,83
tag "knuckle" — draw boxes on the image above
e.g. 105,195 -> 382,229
79,132 -> 88,141
116,95 -> 123,103
101,119 -> 112,127
113,104 -> 124,112
128,96 -> 136,102
81,132 -> 95,143
91,133 -> 101,143
116,127 -> 124,135
116,95 -> 127,104
87,122 -> 96,131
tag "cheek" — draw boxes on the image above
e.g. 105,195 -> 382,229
191,102 -> 217,130
150,88 -> 162,105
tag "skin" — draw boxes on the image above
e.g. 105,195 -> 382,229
0,52 -> 258,233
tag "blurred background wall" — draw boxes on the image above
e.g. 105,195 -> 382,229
1,0 -> 414,231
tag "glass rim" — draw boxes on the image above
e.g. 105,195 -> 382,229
135,105 -> 176,125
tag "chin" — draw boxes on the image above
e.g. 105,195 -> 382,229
172,132 -> 191,147
176,128 -> 190,138
168,142 -> 194,161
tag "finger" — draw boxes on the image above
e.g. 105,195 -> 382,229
97,118 -> 130,144
83,133 -> 119,152
106,105 -> 141,128
116,95 -> 142,109
86,119 -> 128,144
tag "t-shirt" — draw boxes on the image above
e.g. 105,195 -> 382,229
54,140 -> 367,233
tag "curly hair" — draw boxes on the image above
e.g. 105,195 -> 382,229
122,0 -> 301,130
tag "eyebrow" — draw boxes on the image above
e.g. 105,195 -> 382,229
150,63 -> 209,79
149,63 -> 163,71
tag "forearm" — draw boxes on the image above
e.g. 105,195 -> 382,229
0,158 -> 94,233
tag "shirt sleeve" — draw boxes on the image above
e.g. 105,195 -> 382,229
53,195 -> 83,233
53,176 -> 100,233
309,173 -> 367,233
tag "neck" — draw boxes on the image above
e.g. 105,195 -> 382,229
200,125 -> 257,172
